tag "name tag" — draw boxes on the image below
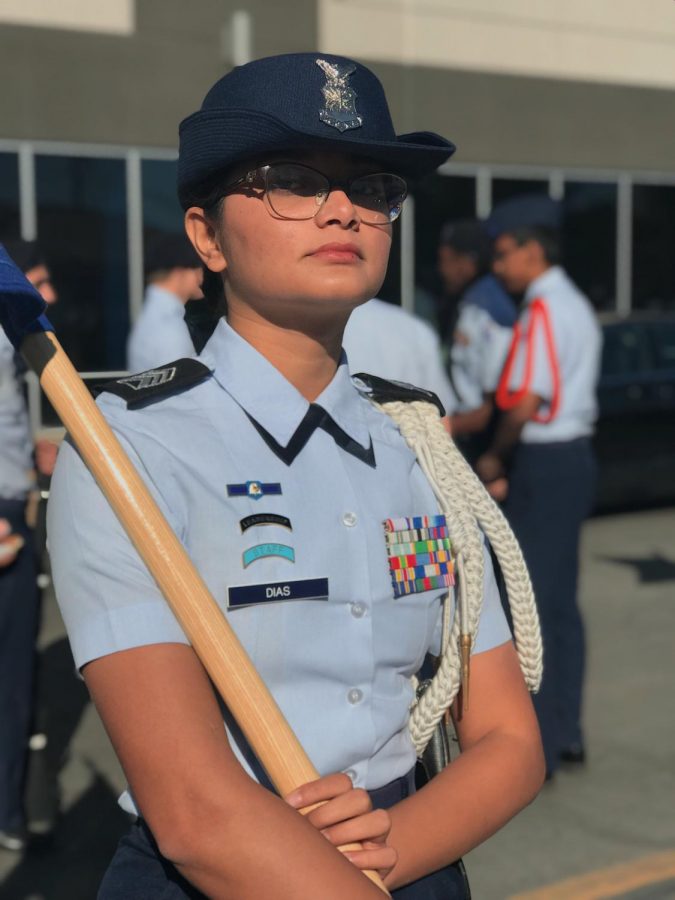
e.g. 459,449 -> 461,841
228,577 -> 329,610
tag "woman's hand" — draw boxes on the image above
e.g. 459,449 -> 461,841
0,518 -> 24,568
285,773 -> 397,881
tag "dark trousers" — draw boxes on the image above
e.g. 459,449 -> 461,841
504,438 -> 596,774
0,498 -> 39,830
98,773 -> 470,899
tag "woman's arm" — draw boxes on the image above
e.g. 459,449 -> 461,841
383,641 -> 545,890
84,642 -> 387,899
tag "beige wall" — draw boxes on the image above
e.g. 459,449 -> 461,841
320,0 -> 675,90
0,0 -> 135,34
0,0 -> 318,147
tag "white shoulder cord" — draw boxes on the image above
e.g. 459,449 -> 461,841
373,399 -> 543,757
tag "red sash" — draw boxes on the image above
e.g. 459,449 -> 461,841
496,298 -> 561,424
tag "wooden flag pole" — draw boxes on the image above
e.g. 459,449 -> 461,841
23,330 -> 389,896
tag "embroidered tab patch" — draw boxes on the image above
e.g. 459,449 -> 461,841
240,514 -> 292,533
228,577 -> 329,610
242,543 -> 295,568
383,515 -> 454,598
227,481 -> 282,500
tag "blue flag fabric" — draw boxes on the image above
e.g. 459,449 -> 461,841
0,244 -> 52,350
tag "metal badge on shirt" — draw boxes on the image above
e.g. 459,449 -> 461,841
227,480 -> 282,500
383,515 -> 454,598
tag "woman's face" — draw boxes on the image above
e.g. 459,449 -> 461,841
190,151 -> 395,325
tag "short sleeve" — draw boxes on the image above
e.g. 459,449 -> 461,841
429,539 -> 512,657
479,322 -> 513,393
47,430 -> 189,671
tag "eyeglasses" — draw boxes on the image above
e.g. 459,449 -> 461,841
222,162 -> 408,225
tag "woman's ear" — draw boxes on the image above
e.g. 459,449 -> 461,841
184,208 -> 227,273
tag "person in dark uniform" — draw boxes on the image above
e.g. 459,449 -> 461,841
477,195 -> 602,779
45,55 -> 544,898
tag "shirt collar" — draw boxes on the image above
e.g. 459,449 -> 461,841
524,266 -> 565,304
200,319 -> 371,450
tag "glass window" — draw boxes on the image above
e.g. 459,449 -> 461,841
649,321 -> 675,371
563,182 -> 617,311
491,178 -> 548,206
141,158 -> 183,251
601,322 -> 653,378
35,155 -> 128,371
412,174 -> 476,329
632,185 -> 675,312
0,152 -> 20,240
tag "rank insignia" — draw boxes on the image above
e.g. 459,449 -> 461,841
118,367 -> 176,390
243,543 -> 295,568
316,58 -> 363,132
227,481 -> 282,500
383,515 -> 455,598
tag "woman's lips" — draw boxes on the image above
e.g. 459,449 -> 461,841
309,243 -> 362,262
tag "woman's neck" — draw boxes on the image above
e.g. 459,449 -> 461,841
226,304 -> 348,401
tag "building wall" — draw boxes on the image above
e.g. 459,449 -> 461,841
320,0 -> 675,173
320,0 -> 675,90
0,0 -> 318,147
372,63 -> 675,174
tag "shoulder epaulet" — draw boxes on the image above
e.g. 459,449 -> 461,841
95,358 -> 211,409
352,372 -> 445,417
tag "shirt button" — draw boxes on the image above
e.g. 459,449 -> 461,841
344,769 -> 357,783
347,688 -> 363,705
351,602 -> 366,619
342,512 -> 357,527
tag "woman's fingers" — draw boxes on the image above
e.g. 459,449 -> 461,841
321,807 -> 392,847
342,842 -> 398,880
304,788 -> 373,831
284,773 -> 394,879
284,772 -> 353,810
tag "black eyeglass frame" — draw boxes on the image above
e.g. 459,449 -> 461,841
220,161 -> 408,224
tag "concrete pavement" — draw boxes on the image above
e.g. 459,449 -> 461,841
1,506 -> 674,899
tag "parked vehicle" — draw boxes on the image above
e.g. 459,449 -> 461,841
594,314 -> 675,510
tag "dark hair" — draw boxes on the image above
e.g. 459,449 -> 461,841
2,239 -> 45,274
438,219 -> 492,274
144,233 -> 201,280
507,226 -> 561,265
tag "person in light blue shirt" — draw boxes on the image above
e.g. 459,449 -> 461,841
47,54 -> 544,900
437,219 -> 517,446
0,240 -> 58,851
343,297 -> 455,413
126,234 -> 203,373
478,195 -> 602,780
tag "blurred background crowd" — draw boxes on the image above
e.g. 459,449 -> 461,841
1,2 -> 674,898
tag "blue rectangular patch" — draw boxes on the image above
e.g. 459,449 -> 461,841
227,577 -> 329,610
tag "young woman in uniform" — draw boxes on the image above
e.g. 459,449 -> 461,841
47,53 -> 545,899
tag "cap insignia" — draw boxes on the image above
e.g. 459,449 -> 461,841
316,58 -> 363,133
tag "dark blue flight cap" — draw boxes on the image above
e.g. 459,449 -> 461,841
178,52 -> 456,208
487,194 -> 562,239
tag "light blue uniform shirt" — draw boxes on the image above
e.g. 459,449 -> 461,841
47,319 -> 510,813
450,275 -> 516,413
126,284 -> 195,373
505,267 -> 602,443
0,328 -> 33,500
344,299 -> 455,414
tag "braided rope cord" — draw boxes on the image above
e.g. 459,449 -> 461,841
374,400 -> 543,756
